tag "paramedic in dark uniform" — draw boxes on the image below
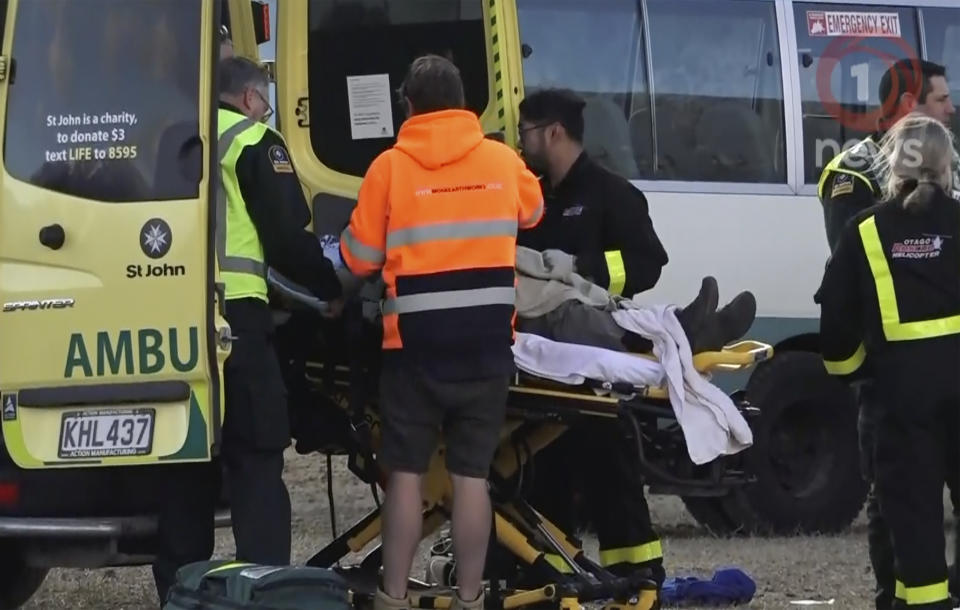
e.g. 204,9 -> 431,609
151,56 -> 343,603
819,59 -> 954,249
515,88 -> 668,587
818,112 -> 959,610
816,58 -> 957,610
517,89 -> 667,296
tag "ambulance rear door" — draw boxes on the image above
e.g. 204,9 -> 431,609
273,0 -> 525,236
0,0 -> 227,469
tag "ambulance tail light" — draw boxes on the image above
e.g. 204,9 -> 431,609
252,0 -> 270,45
0,481 -> 20,507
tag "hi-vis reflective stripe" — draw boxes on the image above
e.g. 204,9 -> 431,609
382,287 -> 515,315
817,140 -> 877,199
859,216 -> 960,341
604,250 -> 627,296
217,118 -> 267,276
341,227 -> 385,264
824,342 -> 866,375
386,218 -> 518,249
599,540 -> 663,566
818,167 -> 875,199
895,579 -> 950,605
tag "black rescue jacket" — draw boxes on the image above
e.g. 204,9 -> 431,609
817,184 -> 960,384
518,152 -> 668,298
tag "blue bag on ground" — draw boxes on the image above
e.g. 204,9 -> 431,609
162,559 -> 352,610
661,567 -> 756,606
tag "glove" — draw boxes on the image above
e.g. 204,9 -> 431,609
318,234 -> 345,270
541,249 -> 577,277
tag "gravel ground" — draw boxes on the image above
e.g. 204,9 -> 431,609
21,449 -> 956,610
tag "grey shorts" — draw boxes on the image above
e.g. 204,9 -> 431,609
378,362 -> 510,478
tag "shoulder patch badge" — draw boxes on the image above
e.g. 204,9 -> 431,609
269,145 -> 293,173
831,173 -> 854,198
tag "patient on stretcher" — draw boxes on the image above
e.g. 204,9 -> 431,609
511,247 -> 757,465
271,241 -> 759,465
272,238 -> 756,357
514,247 -> 756,356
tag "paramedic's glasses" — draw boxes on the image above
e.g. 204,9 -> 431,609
518,122 -> 551,137
254,88 -> 274,123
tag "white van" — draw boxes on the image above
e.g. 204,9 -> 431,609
267,0 -> 959,537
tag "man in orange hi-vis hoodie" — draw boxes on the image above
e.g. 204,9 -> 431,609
339,54 -> 543,610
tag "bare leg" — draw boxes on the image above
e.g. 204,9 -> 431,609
450,474 -> 492,602
382,472 -> 424,600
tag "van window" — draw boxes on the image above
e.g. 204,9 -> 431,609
3,0 -> 202,203
793,3 -> 920,184
517,0 -> 787,184
921,7 -> 960,142
307,0 -> 489,177
518,0 -> 646,180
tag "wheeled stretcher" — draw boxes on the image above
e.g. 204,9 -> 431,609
268,273 -> 772,610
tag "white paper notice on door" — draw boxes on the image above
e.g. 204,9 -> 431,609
347,74 -> 395,140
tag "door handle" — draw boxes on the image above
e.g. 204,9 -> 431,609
39,224 -> 65,250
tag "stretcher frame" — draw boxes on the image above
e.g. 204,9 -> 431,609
272,300 -> 772,610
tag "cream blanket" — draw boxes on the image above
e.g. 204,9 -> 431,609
512,247 -> 753,464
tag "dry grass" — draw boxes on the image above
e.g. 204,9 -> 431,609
21,449 -> 955,610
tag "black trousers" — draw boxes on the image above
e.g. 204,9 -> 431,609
525,417 -> 664,586
873,374 -> 959,610
859,382 -> 959,610
151,460 -> 218,605
858,382 -> 897,610
152,323 -> 292,604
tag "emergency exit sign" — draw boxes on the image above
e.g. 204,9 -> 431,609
807,11 -> 902,38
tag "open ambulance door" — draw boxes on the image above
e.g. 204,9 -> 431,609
274,0 -> 526,236
0,0 -> 228,469
223,0 -> 271,62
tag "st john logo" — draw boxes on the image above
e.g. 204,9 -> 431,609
140,218 -> 172,259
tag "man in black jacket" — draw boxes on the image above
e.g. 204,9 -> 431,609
515,88 -> 668,590
517,89 -> 668,298
818,59 -> 955,253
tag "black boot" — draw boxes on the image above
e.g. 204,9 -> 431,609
690,291 -> 757,353
676,276 -> 719,338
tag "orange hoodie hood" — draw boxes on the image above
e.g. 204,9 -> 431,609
393,109 -> 485,170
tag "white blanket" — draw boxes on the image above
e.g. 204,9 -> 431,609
513,332 -> 664,387
512,304 -> 753,466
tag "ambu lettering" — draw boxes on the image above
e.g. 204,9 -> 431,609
64,327 -> 198,378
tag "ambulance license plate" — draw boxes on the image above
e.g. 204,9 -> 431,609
58,409 -> 155,459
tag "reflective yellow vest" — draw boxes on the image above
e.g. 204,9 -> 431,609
217,107 -> 272,302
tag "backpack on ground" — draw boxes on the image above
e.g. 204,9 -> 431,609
163,559 -> 353,610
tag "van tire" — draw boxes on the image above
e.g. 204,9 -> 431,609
0,549 -> 47,609
720,350 -> 867,534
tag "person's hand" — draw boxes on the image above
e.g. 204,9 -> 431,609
321,297 -> 345,319
542,249 -> 576,277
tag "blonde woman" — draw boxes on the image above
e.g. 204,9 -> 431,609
817,112 -> 960,610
